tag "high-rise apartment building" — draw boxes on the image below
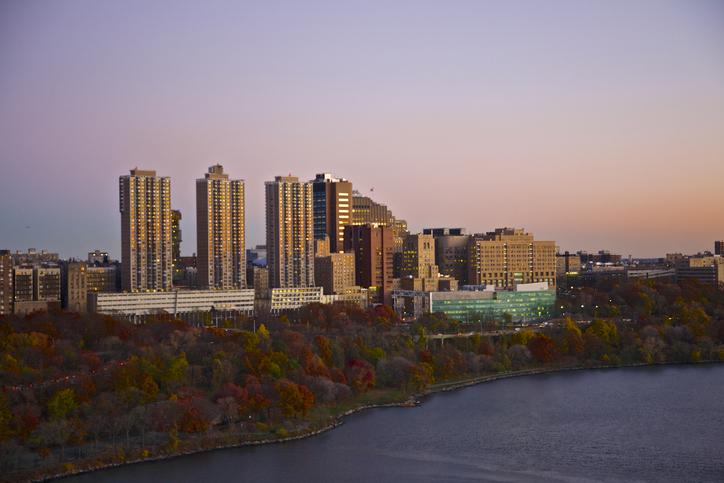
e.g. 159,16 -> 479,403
119,169 -> 172,292
13,268 -> 33,303
344,224 -> 395,305
87,266 -> 118,293
0,251 -> 12,315
196,165 -> 246,289
265,175 -> 314,289
35,267 -> 61,301
468,228 -> 556,290
715,241 -> 724,256
312,174 -> 353,254
171,210 -> 183,284
12,265 -> 61,316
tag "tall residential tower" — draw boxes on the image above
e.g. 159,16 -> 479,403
119,169 -> 172,292
265,175 -> 314,289
196,165 -> 246,289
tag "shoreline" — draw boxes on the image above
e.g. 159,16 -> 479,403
14,359 -> 722,483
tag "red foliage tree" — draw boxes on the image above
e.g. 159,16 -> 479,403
329,367 -> 347,385
477,338 -> 495,356
344,359 -> 375,395
528,335 -> 560,364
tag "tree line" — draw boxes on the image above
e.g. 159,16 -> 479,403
0,277 -> 722,480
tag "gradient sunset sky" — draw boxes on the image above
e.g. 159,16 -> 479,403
1,1 -> 722,260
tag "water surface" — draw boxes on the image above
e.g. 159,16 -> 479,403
65,364 -> 724,482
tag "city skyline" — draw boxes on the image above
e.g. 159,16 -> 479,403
1,1 -> 722,259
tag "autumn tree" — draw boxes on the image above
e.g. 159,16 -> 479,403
640,325 -> 666,363
508,344 -> 532,369
510,329 -> 535,346
314,335 -> 332,365
344,359 -> 376,395
528,335 -> 559,364
212,358 -> 234,390
434,344 -> 467,379
585,319 -> 619,347
409,362 -> 434,391
477,338 -> 495,356
276,380 -> 303,419
377,357 -> 413,391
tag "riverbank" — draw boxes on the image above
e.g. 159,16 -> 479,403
7,359 -> 722,483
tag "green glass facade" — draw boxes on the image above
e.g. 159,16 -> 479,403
430,290 -> 555,322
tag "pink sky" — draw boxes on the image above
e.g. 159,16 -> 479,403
0,1 -> 722,259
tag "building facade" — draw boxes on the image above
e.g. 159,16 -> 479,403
119,169 -> 173,292
269,287 -> 323,313
392,284 -> 555,321
172,210 -> 183,284
265,175 -> 314,289
434,235 -> 470,285
13,268 -> 33,303
556,251 -> 581,280
0,251 -> 12,315
66,262 -> 87,313
12,266 -> 61,316
343,224 -> 396,305
674,256 -> 724,286
196,165 -> 246,289
401,233 -> 437,279
314,252 -> 356,295
468,228 -> 556,291
88,250 -> 109,264
88,289 -> 255,321
312,174 -> 353,254
352,191 -> 389,226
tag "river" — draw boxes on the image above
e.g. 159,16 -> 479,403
63,364 -> 724,483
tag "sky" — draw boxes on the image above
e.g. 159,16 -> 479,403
0,0 -> 722,260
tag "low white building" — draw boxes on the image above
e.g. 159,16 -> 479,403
88,289 -> 255,319
269,287 -> 323,313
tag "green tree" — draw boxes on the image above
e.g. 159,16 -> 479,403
0,393 -> 16,442
47,389 -> 77,420
237,331 -> 260,352
586,319 -> 618,346
510,329 -> 535,346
